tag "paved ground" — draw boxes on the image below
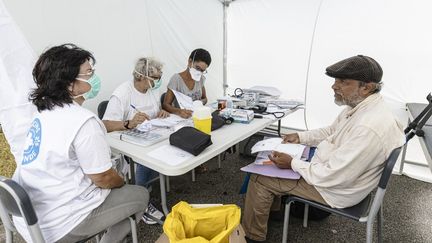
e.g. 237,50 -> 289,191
2,151 -> 432,242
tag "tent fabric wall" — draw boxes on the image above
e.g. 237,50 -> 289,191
2,0 -> 224,114
227,0 -> 432,181
227,0 -> 432,130
0,0 -> 37,163
1,0 -> 431,181
227,0 -> 323,130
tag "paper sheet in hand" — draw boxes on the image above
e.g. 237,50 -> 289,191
147,144 -> 194,166
241,163 -> 300,179
170,89 -> 193,110
251,138 -> 306,159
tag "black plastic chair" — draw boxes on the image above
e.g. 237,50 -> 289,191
97,100 -> 109,119
282,146 -> 403,243
0,176 -> 45,243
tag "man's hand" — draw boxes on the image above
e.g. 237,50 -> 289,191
130,112 -> 150,128
178,109 -> 193,119
268,151 -> 293,169
282,133 -> 300,144
157,110 -> 170,118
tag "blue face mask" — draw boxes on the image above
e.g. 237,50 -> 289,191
77,74 -> 101,100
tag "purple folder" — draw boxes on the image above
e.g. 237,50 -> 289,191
240,163 -> 301,180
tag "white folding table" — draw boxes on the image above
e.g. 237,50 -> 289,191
106,109 -> 299,215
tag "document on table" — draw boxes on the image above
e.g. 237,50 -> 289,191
149,114 -> 187,128
147,144 -> 194,166
170,89 -> 193,110
251,137 -> 306,159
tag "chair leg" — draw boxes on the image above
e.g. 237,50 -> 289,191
218,154 -> 222,168
303,204 -> 309,228
129,216 -> 138,243
95,234 -> 100,243
5,230 -> 13,243
366,216 -> 375,243
282,202 -> 293,243
377,206 -> 383,243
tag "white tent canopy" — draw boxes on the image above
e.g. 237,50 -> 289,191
1,0 -> 432,181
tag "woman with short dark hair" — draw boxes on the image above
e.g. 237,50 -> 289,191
163,48 -> 211,118
14,43 -> 148,243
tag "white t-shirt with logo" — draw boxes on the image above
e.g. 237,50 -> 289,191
13,103 -> 112,242
103,81 -> 161,121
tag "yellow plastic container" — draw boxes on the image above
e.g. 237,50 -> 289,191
193,117 -> 212,135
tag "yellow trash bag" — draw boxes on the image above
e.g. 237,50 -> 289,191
163,201 -> 241,243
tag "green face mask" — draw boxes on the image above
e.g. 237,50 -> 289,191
150,78 -> 162,90
77,74 -> 101,100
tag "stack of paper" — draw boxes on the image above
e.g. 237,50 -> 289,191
149,114 -> 187,128
251,137 -> 306,159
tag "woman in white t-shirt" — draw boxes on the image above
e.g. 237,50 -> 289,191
13,44 -> 148,243
163,48 -> 212,118
102,57 -> 168,224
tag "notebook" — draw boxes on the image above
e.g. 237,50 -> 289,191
120,129 -> 168,147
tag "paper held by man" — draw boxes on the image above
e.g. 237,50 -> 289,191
241,137 -> 307,180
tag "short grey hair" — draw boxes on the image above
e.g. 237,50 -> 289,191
359,81 -> 383,94
133,57 -> 163,81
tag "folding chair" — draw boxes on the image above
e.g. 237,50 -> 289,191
97,100 -> 109,119
0,176 -> 139,243
0,176 -> 44,243
282,146 -> 403,243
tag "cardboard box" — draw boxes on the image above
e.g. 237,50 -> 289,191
155,224 -> 246,243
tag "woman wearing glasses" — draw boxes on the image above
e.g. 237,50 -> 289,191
102,57 -> 168,225
102,57 -> 169,132
163,48 -> 211,118
13,44 -> 148,242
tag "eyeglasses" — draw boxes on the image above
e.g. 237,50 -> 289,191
146,72 -> 163,81
78,68 -> 96,77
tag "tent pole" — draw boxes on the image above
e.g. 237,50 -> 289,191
222,0 -> 231,96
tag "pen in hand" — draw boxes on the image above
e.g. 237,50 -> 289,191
130,104 -> 150,121
130,104 -> 140,112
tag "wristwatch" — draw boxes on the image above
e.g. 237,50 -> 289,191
124,120 -> 130,129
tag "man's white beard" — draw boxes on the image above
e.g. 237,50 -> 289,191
334,94 -> 365,107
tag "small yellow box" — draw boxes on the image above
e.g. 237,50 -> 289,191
193,117 -> 212,135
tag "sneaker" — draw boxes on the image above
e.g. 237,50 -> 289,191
142,203 -> 164,225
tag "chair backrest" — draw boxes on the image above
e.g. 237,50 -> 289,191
358,146 -> 403,222
0,176 -> 45,242
97,100 -> 109,120
378,146 -> 403,189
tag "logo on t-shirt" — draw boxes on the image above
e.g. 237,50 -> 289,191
22,118 -> 42,165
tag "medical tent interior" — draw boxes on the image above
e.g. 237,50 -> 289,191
0,0 -> 432,238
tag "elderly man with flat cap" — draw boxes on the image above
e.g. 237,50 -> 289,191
242,55 -> 405,243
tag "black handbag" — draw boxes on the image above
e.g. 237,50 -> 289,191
169,127 -> 212,156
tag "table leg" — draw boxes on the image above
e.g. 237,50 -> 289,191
166,176 -> 170,192
159,174 -> 169,215
278,120 -> 281,137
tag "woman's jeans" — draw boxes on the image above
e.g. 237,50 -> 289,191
135,164 -> 159,188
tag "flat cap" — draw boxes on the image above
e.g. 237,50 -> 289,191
325,55 -> 383,83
